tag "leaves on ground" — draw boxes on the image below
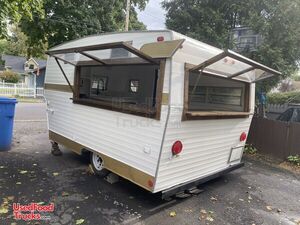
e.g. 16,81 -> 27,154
206,216 -> 214,222
210,196 -> 218,201
62,192 -> 69,197
266,206 -> 272,211
19,170 -> 28,174
75,219 -> 85,224
169,211 -> 176,217
0,207 -> 8,214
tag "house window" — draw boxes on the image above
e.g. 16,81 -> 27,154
129,80 -> 139,93
29,64 -> 34,70
90,76 -> 107,96
75,64 -> 161,118
184,70 -> 250,119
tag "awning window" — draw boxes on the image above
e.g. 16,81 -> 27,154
46,42 -> 159,66
190,49 -> 281,83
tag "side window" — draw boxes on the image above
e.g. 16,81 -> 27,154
129,80 -> 139,93
188,72 -> 246,112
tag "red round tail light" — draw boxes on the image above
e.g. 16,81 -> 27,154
172,141 -> 183,155
157,36 -> 164,42
240,132 -> 247,142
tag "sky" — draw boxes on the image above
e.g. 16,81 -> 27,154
137,0 -> 166,30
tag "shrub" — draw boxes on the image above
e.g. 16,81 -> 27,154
287,155 -> 300,166
267,91 -> 300,104
244,144 -> 257,155
0,70 -> 19,83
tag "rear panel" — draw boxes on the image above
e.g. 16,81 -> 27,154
154,36 -> 255,192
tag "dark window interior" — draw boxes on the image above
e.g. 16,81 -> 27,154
188,72 -> 247,112
76,64 -> 159,110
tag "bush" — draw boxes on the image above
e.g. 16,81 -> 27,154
287,155 -> 300,166
267,91 -> 300,104
244,144 -> 258,155
0,70 -> 19,83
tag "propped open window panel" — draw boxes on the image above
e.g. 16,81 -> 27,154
190,49 -> 281,83
46,42 -> 159,66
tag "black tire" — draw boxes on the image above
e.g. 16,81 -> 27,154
89,151 -> 109,177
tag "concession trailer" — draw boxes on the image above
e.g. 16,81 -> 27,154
44,30 -> 280,197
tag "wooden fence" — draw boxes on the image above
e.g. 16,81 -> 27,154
247,117 -> 300,160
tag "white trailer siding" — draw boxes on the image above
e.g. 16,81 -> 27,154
44,30 -> 275,193
153,35 -> 255,192
45,31 -> 174,179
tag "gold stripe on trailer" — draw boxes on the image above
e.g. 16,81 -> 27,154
49,130 -> 155,191
44,83 -> 73,93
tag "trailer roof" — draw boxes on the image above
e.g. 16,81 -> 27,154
46,30 -> 281,83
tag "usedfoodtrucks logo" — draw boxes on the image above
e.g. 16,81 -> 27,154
13,203 -> 54,221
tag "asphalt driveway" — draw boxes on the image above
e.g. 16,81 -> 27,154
0,103 -> 299,225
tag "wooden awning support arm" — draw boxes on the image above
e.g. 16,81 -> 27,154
54,58 -> 75,94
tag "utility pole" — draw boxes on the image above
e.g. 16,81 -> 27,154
125,0 -> 130,31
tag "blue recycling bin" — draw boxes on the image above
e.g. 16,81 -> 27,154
0,97 -> 17,151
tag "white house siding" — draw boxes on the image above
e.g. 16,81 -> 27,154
154,36 -> 255,192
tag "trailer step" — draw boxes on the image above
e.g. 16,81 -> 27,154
185,187 -> 204,195
175,191 -> 191,199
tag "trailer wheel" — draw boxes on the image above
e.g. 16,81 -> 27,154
90,152 -> 109,177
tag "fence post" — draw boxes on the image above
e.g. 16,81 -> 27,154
33,75 -> 37,98
14,84 -> 17,96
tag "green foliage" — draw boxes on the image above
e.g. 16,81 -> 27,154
0,70 -> 20,83
19,0 -> 148,49
244,144 -> 257,155
162,0 -> 300,91
267,91 -> 300,104
0,25 -> 47,58
287,155 -> 300,166
0,0 -> 44,37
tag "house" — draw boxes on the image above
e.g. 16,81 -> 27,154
0,54 -> 47,87
231,27 -> 263,53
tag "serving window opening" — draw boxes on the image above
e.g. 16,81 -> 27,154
75,64 -> 160,117
188,72 -> 247,112
46,41 -> 171,119
183,69 -> 251,120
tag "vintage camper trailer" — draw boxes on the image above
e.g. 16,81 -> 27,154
44,30 -> 280,197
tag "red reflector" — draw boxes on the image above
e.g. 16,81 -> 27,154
240,132 -> 247,142
148,179 -> 153,188
157,36 -> 164,42
172,141 -> 183,155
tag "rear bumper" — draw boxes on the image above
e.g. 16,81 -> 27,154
161,162 -> 244,198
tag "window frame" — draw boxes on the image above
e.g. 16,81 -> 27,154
182,63 -> 251,120
73,60 -> 165,120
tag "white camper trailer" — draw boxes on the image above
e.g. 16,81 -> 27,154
44,30 -> 280,196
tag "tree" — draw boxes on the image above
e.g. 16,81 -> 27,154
163,0 -> 300,91
0,0 -> 44,37
0,25 -> 47,59
19,0 -> 148,49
